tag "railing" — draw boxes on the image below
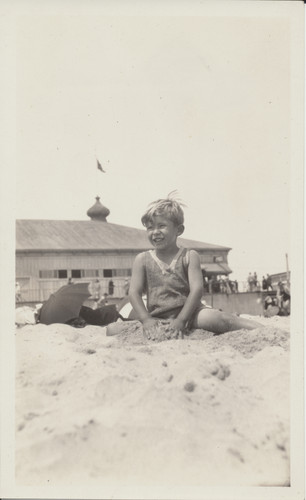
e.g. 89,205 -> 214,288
203,281 -> 274,294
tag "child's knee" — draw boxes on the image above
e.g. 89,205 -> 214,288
193,309 -> 226,333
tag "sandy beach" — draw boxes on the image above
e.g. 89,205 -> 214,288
15,315 -> 290,494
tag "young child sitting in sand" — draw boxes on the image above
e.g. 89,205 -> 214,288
107,194 -> 261,338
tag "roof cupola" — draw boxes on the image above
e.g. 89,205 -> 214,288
87,196 -> 110,222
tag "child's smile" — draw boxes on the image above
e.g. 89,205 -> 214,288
146,215 -> 181,253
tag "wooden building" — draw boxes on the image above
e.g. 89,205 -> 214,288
16,197 -> 232,302
269,271 -> 291,288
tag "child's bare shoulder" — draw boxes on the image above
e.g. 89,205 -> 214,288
185,248 -> 200,260
134,251 -> 147,265
188,249 -> 200,256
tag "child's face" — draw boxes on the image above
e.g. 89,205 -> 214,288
145,215 -> 183,250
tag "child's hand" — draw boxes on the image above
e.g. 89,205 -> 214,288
143,317 -> 160,340
166,318 -> 186,339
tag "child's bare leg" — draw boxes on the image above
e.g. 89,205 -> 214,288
192,308 -> 261,334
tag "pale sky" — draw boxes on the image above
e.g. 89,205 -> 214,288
12,1 -> 303,283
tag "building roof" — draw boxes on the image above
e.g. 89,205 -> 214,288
16,219 -> 231,252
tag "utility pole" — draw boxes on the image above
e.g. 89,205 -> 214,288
285,253 -> 290,287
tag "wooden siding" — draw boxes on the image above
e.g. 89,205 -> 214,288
16,251 -> 140,277
16,249 -> 229,276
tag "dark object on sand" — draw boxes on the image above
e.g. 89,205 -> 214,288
79,305 -> 120,326
40,282 -> 91,325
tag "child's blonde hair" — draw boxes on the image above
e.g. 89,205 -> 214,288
141,191 -> 185,227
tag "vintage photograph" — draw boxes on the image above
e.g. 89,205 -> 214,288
1,1 -> 304,499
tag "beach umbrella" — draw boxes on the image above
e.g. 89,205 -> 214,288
39,282 -> 91,325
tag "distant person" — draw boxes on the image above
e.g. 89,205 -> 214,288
108,280 -> 114,296
225,277 -> 231,294
266,274 -> 273,291
123,278 -> 130,296
264,295 -> 273,310
247,272 -> 254,292
264,295 -> 279,317
219,277 -> 226,294
93,279 -> 101,301
208,277 -> 213,294
15,282 -> 21,302
262,275 -> 267,291
107,194 -> 261,337
213,277 -> 220,293
203,277 -> 209,293
98,292 -> 109,306
67,277 -> 74,285
277,281 -> 290,315
253,272 -> 258,290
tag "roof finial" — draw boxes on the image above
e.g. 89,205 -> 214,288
87,196 -> 110,222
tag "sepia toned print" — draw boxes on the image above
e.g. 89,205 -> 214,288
0,1 -> 304,499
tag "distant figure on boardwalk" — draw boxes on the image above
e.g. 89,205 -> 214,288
224,277 -> 231,294
253,272 -> 258,290
247,272 -> 255,292
67,277 -> 74,285
262,276 -> 267,291
124,279 -> 130,296
219,277 -> 226,294
93,279 -> 101,301
266,274 -> 273,291
108,280 -> 114,296
15,282 -> 21,302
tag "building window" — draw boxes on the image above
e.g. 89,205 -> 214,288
83,269 -> 99,278
113,269 -> 132,277
103,269 -> 132,278
40,268 -> 132,280
71,269 -> 82,278
213,256 -> 224,263
39,269 -> 68,279
39,270 -> 57,278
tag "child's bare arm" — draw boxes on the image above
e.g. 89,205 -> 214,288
129,254 -> 160,335
173,250 -> 203,328
128,253 -> 157,328
129,254 -> 150,322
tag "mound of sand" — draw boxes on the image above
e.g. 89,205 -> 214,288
15,316 -> 290,493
